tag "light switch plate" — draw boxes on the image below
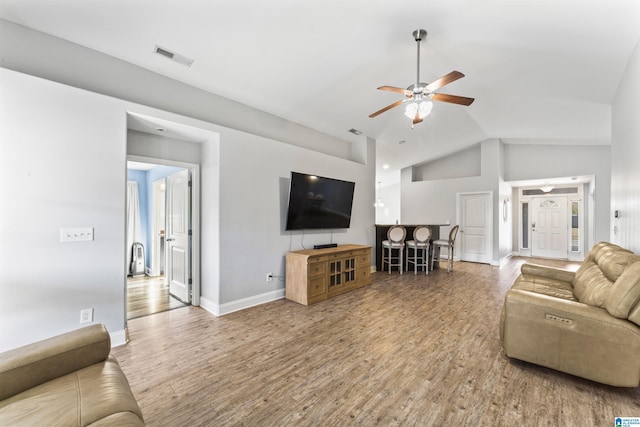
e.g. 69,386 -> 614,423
60,227 -> 94,242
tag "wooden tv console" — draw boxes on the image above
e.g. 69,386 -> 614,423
285,244 -> 372,306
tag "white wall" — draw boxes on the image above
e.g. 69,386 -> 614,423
401,138 -> 614,264
611,37 -> 640,252
0,18 -> 359,161
375,180 -> 401,225
402,139 -> 502,263
0,69 -> 128,350
0,21 -> 376,350
503,144 -> 611,243
127,130 -> 203,165
216,131 -> 375,308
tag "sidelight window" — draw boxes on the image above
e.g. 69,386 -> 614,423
521,202 -> 529,249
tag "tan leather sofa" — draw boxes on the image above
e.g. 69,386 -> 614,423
0,324 -> 144,425
500,242 -> 640,387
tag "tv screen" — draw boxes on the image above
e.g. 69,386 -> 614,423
285,172 -> 355,230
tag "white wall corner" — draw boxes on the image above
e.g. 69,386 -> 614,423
497,253 -> 514,267
110,329 -> 128,348
199,296 -> 221,316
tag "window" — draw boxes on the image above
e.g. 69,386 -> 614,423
571,201 -> 579,252
523,187 -> 578,196
539,200 -> 559,208
521,202 -> 529,249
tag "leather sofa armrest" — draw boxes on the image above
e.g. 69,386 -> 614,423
0,324 -> 111,400
520,263 -> 576,284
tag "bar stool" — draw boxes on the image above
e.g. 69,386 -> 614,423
405,225 -> 432,275
431,225 -> 459,272
382,225 -> 406,274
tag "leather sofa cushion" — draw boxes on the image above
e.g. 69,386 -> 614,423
606,261 -> 640,320
573,243 -> 639,307
595,243 -> 636,281
512,274 -> 576,301
0,356 -> 144,426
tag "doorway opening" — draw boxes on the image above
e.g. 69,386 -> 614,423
126,160 -> 197,319
515,181 -> 591,261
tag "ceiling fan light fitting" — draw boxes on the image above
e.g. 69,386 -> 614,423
404,101 -> 432,120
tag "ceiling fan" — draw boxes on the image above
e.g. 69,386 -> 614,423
369,29 -> 474,126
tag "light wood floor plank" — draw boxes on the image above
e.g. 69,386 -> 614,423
127,275 -> 187,319
113,258 -> 640,426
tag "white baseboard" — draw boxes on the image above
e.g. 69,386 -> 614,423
200,288 -> 285,317
110,329 -> 128,348
494,253 -> 513,267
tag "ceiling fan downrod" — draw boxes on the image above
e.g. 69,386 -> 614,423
413,29 -> 427,92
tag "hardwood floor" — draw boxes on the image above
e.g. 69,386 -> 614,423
127,275 -> 187,320
113,258 -> 640,426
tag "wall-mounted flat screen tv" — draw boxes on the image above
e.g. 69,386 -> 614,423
285,172 -> 355,230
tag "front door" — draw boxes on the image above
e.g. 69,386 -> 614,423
458,192 -> 492,263
166,169 -> 191,303
531,196 -> 568,259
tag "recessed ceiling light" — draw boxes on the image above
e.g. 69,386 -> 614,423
348,128 -> 362,135
382,164 -> 390,169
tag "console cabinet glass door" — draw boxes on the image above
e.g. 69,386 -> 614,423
329,257 -> 357,288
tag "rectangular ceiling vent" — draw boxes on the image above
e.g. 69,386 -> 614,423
154,45 -> 194,67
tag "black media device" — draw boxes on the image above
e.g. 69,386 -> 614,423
313,243 -> 338,249
285,171 -> 355,231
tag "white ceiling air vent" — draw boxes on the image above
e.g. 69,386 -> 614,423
154,45 -> 193,67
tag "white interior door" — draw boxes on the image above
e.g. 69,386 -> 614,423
531,196 -> 568,259
166,169 -> 191,303
458,193 -> 492,263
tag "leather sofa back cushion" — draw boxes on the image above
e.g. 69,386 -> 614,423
573,262 -> 613,306
573,243 -> 638,307
606,262 -> 640,320
595,245 -> 637,282
0,324 -> 110,401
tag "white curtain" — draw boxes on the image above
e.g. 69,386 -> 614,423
126,181 -> 142,275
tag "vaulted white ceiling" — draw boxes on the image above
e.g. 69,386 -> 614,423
1,0 -> 639,180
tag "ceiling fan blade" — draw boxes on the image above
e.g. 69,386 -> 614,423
413,111 -> 423,125
369,99 -> 405,118
378,86 -> 413,97
425,71 -> 465,92
431,93 -> 475,106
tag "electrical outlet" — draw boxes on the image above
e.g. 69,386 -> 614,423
267,273 -> 273,282
80,308 -> 93,324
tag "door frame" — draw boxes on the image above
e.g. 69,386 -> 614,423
126,154 -> 201,307
516,184 -> 586,261
456,191 -> 493,264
